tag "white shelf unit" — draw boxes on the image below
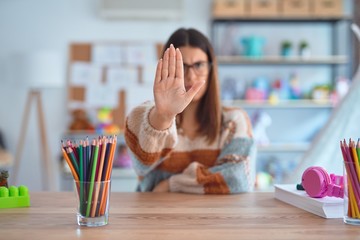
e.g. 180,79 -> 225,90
211,15 -> 353,186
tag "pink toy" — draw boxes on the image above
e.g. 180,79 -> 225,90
301,166 -> 344,198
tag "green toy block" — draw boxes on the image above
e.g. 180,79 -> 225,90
0,185 -> 30,208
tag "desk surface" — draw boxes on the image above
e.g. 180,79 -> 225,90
0,192 -> 358,240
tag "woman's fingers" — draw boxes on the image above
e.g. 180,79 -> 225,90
175,48 -> 184,79
161,48 -> 169,81
154,58 -> 163,84
168,44 -> 176,78
184,80 -> 206,103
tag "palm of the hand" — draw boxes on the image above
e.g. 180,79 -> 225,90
153,45 -> 204,119
153,77 -> 187,117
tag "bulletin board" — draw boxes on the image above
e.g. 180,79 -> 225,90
67,42 -> 163,130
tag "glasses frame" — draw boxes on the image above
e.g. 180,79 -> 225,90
183,61 -> 212,76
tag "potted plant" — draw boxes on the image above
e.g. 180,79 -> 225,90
299,40 -> 311,58
0,170 -> 8,187
281,40 -> 292,57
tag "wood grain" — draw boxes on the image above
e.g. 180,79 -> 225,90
0,192 -> 357,240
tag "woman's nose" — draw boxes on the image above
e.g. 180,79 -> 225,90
184,67 -> 197,80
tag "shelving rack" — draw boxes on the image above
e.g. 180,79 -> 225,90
211,14 -> 353,186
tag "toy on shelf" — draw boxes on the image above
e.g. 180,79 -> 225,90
96,108 -> 120,134
311,84 -> 331,102
288,73 -> 302,99
331,76 -> 350,105
221,77 -> 245,100
255,171 -> 273,190
245,77 -> 270,101
0,170 -> 9,187
0,130 -> 13,168
241,36 -> 266,58
114,145 -> 132,168
0,185 -> 30,209
252,110 -> 272,146
69,109 -> 95,132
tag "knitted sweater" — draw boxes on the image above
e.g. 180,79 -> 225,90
124,101 -> 256,194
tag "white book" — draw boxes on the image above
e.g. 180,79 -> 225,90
274,184 -> 343,219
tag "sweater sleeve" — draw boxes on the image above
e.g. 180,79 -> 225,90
168,109 -> 256,194
124,101 -> 178,176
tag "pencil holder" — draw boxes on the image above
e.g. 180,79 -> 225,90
343,161 -> 360,225
74,180 -> 111,227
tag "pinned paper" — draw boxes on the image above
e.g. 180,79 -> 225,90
92,44 -> 124,65
107,66 -> 138,89
70,62 -> 102,86
125,44 -> 157,66
86,83 -> 118,108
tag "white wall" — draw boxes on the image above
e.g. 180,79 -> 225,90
0,0 -> 211,191
0,0 -> 353,191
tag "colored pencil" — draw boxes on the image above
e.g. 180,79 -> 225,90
91,137 -> 107,217
86,140 -> 99,217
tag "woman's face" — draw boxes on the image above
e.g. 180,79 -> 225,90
179,46 -> 210,102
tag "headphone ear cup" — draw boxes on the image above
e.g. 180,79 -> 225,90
302,167 -> 331,198
313,167 -> 332,197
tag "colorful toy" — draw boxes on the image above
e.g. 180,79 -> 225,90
311,85 -> 331,101
0,185 -> 30,208
289,73 -> 302,99
114,145 -> 132,168
255,172 -> 273,190
96,108 -> 120,134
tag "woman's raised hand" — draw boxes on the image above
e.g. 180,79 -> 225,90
149,44 -> 205,130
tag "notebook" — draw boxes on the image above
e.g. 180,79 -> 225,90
274,184 -> 343,219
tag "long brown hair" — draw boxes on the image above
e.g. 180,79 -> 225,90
162,28 -> 221,144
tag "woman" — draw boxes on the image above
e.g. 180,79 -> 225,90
125,28 -> 255,194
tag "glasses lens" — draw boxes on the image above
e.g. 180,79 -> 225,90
184,62 -> 211,76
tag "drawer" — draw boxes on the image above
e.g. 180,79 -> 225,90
248,0 -> 280,17
311,0 -> 343,16
213,0 -> 246,18
280,0 -> 311,17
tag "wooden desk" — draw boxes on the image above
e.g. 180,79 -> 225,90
0,192 -> 358,239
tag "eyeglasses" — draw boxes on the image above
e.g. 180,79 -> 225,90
183,61 -> 211,76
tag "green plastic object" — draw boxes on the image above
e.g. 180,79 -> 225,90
0,185 -> 30,208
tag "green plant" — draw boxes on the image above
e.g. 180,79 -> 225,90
281,40 -> 292,49
299,40 -> 309,50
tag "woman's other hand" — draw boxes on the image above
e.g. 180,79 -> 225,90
153,179 -> 170,193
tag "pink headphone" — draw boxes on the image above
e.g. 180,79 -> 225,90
301,166 -> 344,198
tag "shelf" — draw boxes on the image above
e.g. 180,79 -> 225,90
223,99 -> 334,109
257,142 -> 310,153
212,15 -> 353,23
217,55 -> 348,65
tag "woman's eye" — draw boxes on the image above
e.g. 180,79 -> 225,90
194,62 -> 204,69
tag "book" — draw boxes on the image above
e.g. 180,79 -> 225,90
274,184 -> 343,219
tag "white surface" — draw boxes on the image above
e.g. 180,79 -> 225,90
274,184 -> 343,218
